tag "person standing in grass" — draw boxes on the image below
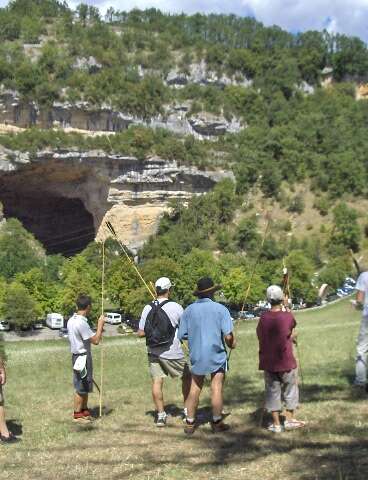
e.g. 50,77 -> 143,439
353,268 -> 368,386
178,277 -> 236,435
0,346 -> 18,443
257,285 -> 306,433
138,277 -> 191,427
67,294 -> 105,423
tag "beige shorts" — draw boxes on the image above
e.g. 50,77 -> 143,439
149,357 -> 189,379
0,384 -> 4,406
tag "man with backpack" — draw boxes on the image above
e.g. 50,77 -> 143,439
138,277 -> 191,427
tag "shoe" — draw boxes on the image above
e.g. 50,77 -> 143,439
284,419 -> 306,430
82,409 -> 92,418
156,415 -> 167,427
184,421 -> 196,435
0,432 -> 19,443
211,420 -> 230,433
73,412 -> 92,423
267,424 -> 283,433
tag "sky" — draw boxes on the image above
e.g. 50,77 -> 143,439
2,0 -> 368,42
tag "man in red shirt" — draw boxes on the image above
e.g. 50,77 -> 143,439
257,285 -> 306,433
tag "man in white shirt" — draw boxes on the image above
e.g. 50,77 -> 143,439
67,294 -> 105,422
138,277 -> 191,427
354,270 -> 368,386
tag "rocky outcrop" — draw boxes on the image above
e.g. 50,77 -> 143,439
0,147 -> 233,253
0,89 -> 242,137
165,61 -> 253,89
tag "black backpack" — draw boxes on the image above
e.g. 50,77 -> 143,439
144,300 -> 176,351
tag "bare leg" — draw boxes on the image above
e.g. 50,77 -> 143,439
186,375 -> 204,420
271,411 -> 281,426
152,377 -> 165,413
284,409 -> 294,422
74,393 -> 87,413
210,372 -> 225,418
0,405 -> 10,437
182,369 -> 191,404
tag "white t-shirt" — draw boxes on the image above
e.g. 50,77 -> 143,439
356,272 -> 368,317
67,314 -> 94,354
139,298 -> 184,360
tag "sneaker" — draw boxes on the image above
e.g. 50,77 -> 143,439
211,420 -> 230,433
73,412 -> 92,423
267,424 -> 283,433
156,415 -> 167,427
284,419 -> 306,430
184,421 -> 196,435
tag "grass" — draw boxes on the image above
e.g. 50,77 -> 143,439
1,299 -> 367,480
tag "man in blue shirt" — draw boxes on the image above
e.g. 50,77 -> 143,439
178,277 -> 236,434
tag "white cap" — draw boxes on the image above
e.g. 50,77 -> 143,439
266,285 -> 283,302
155,277 -> 172,291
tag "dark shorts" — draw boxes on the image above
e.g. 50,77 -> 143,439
72,353 -> 93,395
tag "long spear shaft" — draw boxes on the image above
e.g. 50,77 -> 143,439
99,240 -> 105,418
240,217 -> 271,313
105,221 -> 155,299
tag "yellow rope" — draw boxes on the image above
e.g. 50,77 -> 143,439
99,240 -> 105,418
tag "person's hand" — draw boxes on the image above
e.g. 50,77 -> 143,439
97,315 -> 106,329
0,368 -> 6,386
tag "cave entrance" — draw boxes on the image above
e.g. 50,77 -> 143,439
0,161 -> 102,256
1,189 -> 95,256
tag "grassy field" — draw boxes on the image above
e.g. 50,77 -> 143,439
1,299 -> 367,480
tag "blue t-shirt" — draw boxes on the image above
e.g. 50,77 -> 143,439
178,298 -> 233,375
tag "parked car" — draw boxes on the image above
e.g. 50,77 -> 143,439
46,313 -> 64,329
105,312 -> 122,325
58,327 -> 68,338
0,321 -> 10,331
33,321 -> 44,330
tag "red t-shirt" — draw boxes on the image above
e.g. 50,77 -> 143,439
256,310 -> 297,372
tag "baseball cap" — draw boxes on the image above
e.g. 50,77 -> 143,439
266,285 -> 283,302
155,277 -> 172,290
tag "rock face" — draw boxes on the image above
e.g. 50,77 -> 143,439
0,147 -> 233,253
0,89 -> 242,138
165,61 -> 253,89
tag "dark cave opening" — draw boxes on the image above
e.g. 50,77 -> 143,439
0,183 -> 96,256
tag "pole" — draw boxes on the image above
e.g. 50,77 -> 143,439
105,221 -> 156,299
240,216 -> 271,313
99,240 -> 105,418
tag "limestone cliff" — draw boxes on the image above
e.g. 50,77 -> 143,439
0,147 -> 233,254
0,89 -> 242,138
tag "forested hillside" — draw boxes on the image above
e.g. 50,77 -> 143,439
0,0 -> 367,323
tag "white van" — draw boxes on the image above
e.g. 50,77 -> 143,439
46,313 -> 64,329
105,313 -> 122,325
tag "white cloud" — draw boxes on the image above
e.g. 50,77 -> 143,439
1,0 -> 368,42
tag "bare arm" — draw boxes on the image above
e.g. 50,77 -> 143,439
224,332 -> 236,349
0,361 -> 5,386
90,315 -> 105,345
137,329 -> 145,338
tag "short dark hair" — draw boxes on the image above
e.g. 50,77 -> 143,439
270,298 -> 283,306
156,287 -> 169,296
76,294 -> 92,310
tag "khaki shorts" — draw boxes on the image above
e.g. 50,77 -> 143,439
0,384 -> 4,406
264,369 -> 299,412
149,357 -> 189,379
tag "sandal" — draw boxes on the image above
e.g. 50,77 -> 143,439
0,432 -> 19,443
284,419 -> 306,430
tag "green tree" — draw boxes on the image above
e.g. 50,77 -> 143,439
3,281 -> 39,330
330,203 -> 361,253
221,266 -> 265,306
0,219 -> 44,280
